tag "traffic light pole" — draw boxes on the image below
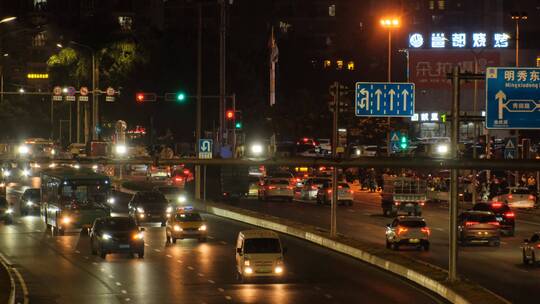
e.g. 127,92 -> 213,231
219,0 -> 227,148
195,3 -> 203,200
331,81 -> 339,238
449,66 -> 460,283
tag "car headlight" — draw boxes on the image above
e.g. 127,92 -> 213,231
26,201 -> 34,206
244,267 -> 253,274
92,165 -> 98,171
137,207 -> 144,213
107,198 -> 115,204
173,225 -> 182,231
244,260 -> 250,266
0,182 -> 5,187
274,266 -> 284,274
21,169 -> 30,177
177,195 -> 187,203
198,225 -> 207,231
2,170 -> 11,177
61,216 -> 71,224
166,206 -> 173,213
102,233 -> 112,240
132,232 -> 144,240
436,144 -> 449,154
5,208 -> 13,214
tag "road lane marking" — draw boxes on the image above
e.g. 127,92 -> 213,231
208,279 -> 215,284
144,244 -> 149,247
154,249 -> 161,252
166,254 -> 172,258
177,259 -> 183,263
109,274 -> 114,279
218,288 -> 225,292
207,236 -> 215,239
75,250 -> 80,254
517,219 -> 540,226
84,256 -> 89,259
92,262 -> 98,266
197,273 -> 204,277
187,266 -> 194,270
225,296 -> 232,300
324,294 -> 333,299
125,298 -> 131,302
219,241 -> 227,245
121,290 -> 127,294
116,282 -> 122,286
434,228 -> 445,231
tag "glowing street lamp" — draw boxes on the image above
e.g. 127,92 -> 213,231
379,17 -> 401,82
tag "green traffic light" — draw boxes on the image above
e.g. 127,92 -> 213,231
235,122 -> 242,129
177,92 -> 186,102
399,136 -> 408,149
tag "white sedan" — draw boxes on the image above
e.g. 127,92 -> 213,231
493,187 -> 536,209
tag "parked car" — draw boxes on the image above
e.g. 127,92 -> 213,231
316,182 -> 353,206
90,216 -> 145,259
385,216 -> 430,251
458,211 -> 501,246
471,201 -> 515,236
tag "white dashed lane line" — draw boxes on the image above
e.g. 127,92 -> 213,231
166,254 -> 172,258
187,266 -> 195,271
225,296 -> 232,300
208,279 -> 215,284
219,241 -> 227,245
154,249 -> 161,252
116,282 -> 122,286
218,288 -> 225,292
121,290 -> 127,294
197,273 -> 204,277
207,236 -> 215,240
177,260 -> 183,264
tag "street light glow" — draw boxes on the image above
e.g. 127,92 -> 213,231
0,16 -> 16,24
18,145 -> 29,154
380,17 -> 401,28
115,144 -> 127,155
18,88 -> 25,93
56,43 -> 63,48
250,143 -> 263,155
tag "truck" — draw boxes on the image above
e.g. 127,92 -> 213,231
220,165 -> 250,200
381,176 -> 427,217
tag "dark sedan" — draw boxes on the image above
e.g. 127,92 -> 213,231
19,188 -> 41,216
128,191 -> 172,226
471,201 -> 515,236
90,217 -> 145,259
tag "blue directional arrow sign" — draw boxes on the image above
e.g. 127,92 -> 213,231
355,82 -> 415,117
198,139 -> 213,159
486,67 -> 540,129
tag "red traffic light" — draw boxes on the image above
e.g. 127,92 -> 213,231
226,110 -> 235,120
135,92 -> 157,103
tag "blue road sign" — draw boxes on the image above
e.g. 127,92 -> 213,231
355,82 -> 415,117
390,131 -> 401,152
198,139 -> 213,159
486,67 -> 540,129
504,137 -> 517,159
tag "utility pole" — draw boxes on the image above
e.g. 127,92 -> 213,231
219,0 -> 227,148
331,81 -> 339,237
92,52 -> 99,141
449,66 -> 460,282
195,3 -> 203,200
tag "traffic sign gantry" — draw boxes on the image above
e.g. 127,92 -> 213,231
355,82 -> 415,117
199,139 -> 213,159
486,67 -> 540,129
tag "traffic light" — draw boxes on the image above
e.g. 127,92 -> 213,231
226,110 -> 235,120
164,92 -> 187,103
234,111 -> 243,129
399,135 -> 409,150
176,92 -> 186,102
135,92 -> 157,103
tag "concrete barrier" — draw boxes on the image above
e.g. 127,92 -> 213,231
0,253 -> 15,304
197,201 -> 510,304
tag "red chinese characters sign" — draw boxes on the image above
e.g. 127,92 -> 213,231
410,50 -> 501,89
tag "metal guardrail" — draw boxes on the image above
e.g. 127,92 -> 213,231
1,156 -> 540,170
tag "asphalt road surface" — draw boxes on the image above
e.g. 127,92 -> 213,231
0,184 -> 446,304
228,190 -> 540,303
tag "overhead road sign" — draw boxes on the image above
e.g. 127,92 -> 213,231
199,139 -> 213,159
486,67 -> 540,129
355,82 -> 415,117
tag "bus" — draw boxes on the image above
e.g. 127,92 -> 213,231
41,167 -> 112,236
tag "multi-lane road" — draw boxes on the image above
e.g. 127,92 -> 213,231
0,184 -> 447,304
230,189 -> 540,303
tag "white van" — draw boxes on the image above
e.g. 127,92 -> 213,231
236,230 -> 286,281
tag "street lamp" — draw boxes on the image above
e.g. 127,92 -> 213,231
0,17 -> 16,24
511,12 -> 527,67
379,17 -> 400,82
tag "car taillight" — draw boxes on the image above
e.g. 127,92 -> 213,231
465,221 -> 479,226
419,201 -> 425,206
487,221 -> 500,226
508,194 -> 513,199
287,186 -> 293,190
504,212 -> 515,218
529,195 -> 535,200
268,186 -> 276,190
536,244 -> 540,249
349,190 -> 354,194
492,202 -> 503,208
296,178 -> 301,182
394,201 -> 401,206
311,185 -> 318,190
327,189 -> 332,194
183,169 -> 190,175
174,177 -> 183,182
421,227 -> 431,235
338,185 -> 343,189
397,227 -> 408,235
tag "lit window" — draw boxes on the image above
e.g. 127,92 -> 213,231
328,4 -> 336,17
347,61 -> 355,71
431,33 -> 446,48
32,32 -> 46,47
437,0 -> 445,10
336,60 -> 344,70
428,0 -> 435,10
537,56 -> 540,68
118,16 -> 133,31
323,60 -> 332,68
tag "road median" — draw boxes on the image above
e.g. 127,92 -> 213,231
195,200 -> 510,304
0,253 -> 15,304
